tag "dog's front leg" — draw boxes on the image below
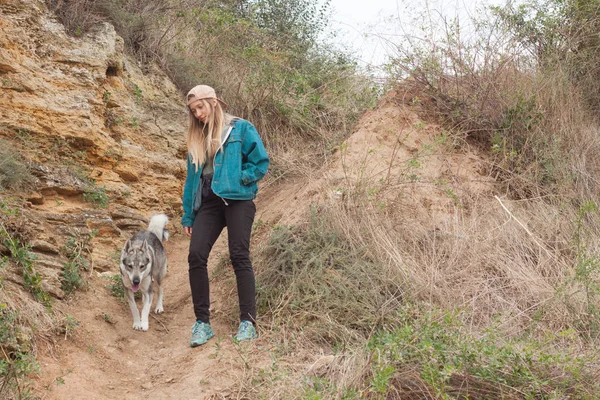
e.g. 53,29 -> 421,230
125,289 -> 142,330
154,284 -> 164,314
139,289 -> 153,331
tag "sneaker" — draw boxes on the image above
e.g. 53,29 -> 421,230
190,321 -> 214,347
235,320 -> 258,342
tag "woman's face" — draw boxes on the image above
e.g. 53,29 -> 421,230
189,99 -> 216,124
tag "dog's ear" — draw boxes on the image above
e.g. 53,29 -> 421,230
123,239 -> 131,254
141,239 -> 148,251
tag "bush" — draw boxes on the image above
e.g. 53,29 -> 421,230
256,208 -> 405,346
386,3 -> 600,200
360,305 -> 598,398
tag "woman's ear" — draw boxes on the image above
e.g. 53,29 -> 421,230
212,98 -> 218,107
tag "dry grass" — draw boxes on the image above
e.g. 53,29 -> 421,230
0,143 -> 35,191
251,186 -> 600,397
45,0 -> 103,36
331,197 -> 574,329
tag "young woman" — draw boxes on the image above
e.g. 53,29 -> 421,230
181,85 -> 269,347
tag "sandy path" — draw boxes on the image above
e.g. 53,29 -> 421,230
35,231 -> 270,400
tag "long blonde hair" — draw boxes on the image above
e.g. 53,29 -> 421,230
186,98 -> 231,171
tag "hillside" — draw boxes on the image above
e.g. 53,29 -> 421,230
3,0 -> 600,399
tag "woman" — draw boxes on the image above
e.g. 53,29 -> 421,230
181,85 -> 269,347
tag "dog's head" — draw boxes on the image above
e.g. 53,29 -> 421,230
120,239 -> 152,293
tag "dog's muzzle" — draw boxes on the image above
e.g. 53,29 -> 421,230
132,277 -> 140,293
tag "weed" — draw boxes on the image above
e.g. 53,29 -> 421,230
100,313 -> 116,324
0,223 -> 51,308
105,274 -> 126,300
104,109 -> 124,128
60,260 -> 86,295
60,314 -> 79,339
83,185 -> 110,208
132,84 -> 143,103
60,231 -> 93,295
102,91 -> 111,105
0,304 -> 40,398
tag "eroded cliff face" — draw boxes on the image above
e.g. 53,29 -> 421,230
0,0 -> 187,297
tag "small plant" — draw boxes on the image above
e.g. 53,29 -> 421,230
100,313 -> 116,324
105,274 -> 125,299
0,221 -> 51,308
104,109 -> 124,128
60,231 -> 93,295
102,91 -> 111,105
132,84 -> 143,103
83,184 -> 110,208
60,260 -> 86,295
60,314 -> 79,339
0,304 -> 40,398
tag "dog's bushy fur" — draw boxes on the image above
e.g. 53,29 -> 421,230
120,214 -> 168,331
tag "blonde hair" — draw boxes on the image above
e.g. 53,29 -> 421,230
186,98 -> 232,171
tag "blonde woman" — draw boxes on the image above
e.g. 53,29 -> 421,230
181,85 -> 269,347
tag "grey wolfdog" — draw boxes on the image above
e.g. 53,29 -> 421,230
120,214 -> 169,331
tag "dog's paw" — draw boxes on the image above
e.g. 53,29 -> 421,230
133,322 -> 148,331
154,305 -> 164,314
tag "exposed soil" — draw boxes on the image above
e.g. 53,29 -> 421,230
36,230 -> 276,400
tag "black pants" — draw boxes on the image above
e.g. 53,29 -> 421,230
188,188 -> 256,324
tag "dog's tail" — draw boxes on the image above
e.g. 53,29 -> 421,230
147,214 -> 169,242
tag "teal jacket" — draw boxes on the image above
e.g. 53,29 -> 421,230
181,118 -> 269,227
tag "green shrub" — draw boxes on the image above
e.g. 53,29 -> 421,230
0,304 -> 40,399
256,209 -> 405,346
362,305 -> 597,399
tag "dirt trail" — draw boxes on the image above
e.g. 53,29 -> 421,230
35,227 -> 270,400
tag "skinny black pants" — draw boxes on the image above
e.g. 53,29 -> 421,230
188,188 -> 256,324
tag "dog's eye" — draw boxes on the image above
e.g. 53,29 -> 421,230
126,264 -> 133,270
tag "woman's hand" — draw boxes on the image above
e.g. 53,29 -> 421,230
184,226 -> 193,237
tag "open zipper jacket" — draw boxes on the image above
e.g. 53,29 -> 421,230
181,118 -> 270,227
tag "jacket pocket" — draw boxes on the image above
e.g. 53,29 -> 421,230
224,137 -> 242,191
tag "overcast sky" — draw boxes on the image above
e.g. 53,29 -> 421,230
324,0 -> 509,70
